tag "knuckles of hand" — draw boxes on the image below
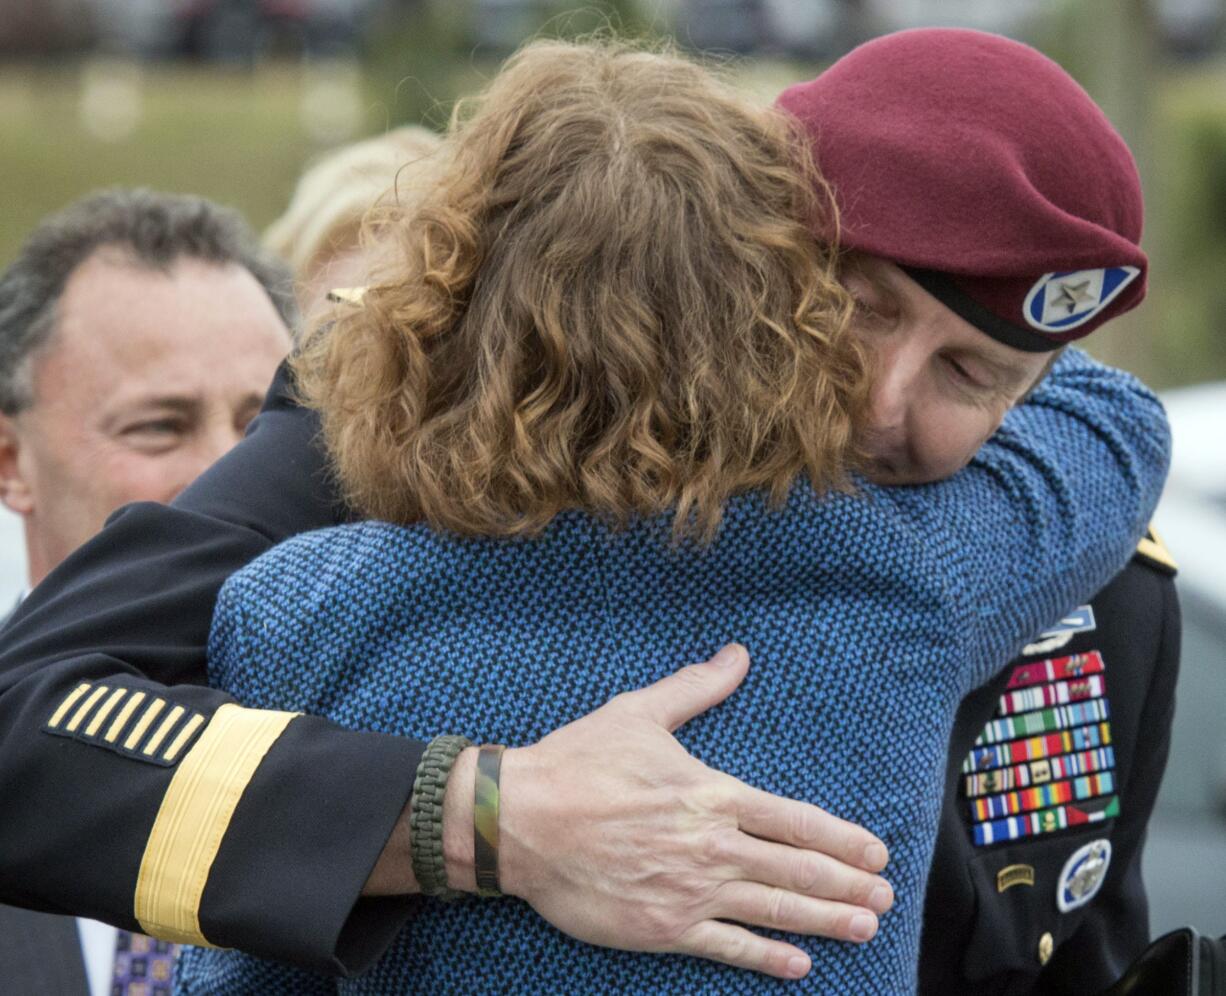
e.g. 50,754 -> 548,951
635,900 -> 703,948
789,803 -> 827,847
715,928 -> 751,964
677,778 -> 738,819
509,678 -> 877,973
790,854 -> 826,895
764,885 -> 796,928
698,826 -> 742,868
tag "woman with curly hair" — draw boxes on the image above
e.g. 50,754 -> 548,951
175,38 -> 1165,994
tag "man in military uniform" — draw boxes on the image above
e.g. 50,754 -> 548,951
921,533 -> 1179,993
774,29 -> 1184,992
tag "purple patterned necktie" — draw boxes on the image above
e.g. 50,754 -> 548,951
110,929 -> 177,996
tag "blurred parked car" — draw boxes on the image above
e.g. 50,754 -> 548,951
470,0 -> 552,54
674,0 -> 843,56
85,0 -> 383,61
1146,380 -> 1226,937
677,0 -> 766,53
1155,0 -> 1225,58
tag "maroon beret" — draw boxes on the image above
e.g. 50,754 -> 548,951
776,28 -> 1147,351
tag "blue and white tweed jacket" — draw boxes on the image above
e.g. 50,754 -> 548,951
177,350 -> 1169,994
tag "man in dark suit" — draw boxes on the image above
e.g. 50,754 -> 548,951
0,907 -> 92,993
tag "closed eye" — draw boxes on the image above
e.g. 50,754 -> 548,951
941,354 -> 992,391
853,298 -> 880,321
124,420 -> 183,435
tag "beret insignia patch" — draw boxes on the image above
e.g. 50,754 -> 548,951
1023,267 -> 1140,334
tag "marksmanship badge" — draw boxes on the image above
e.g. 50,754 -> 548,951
1023,267 -> 1140,334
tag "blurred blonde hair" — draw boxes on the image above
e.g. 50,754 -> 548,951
264,125 -> 442,287
293,39 -> 868,542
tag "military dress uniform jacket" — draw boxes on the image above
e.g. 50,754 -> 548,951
919,537 -> 1180,994
0,362 -> 426,976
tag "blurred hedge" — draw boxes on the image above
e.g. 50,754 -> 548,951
362,0 -> 656,130
1152,68 -> 1226,388
4,8 -> 1226,391
0,63 -> 321,265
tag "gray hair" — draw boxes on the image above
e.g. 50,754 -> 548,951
0,188 -> 298,415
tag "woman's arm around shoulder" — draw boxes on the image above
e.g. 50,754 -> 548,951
882,348 -> 1171,688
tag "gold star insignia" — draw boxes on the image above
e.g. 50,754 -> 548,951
1049,279 -> 1095,315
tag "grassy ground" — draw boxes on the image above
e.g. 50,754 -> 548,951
0,60 -> 395,266
0,55 -> 819,270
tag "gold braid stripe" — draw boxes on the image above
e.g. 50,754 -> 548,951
47,683 -> 93,729
134,704 -> 298,945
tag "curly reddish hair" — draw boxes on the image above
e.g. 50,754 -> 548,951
293,39 -> 868,541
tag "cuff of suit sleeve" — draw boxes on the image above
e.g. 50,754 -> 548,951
193,714 -> 425,974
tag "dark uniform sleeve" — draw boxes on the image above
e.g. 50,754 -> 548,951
0,361 -> 426,975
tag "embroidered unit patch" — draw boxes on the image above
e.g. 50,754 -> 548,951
1056,839 -> 1112,912
962,651 -> 1120,847
44,682 -> 207,766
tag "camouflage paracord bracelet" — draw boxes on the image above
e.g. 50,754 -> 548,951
474,744 -> 507,898
409,734 -> 472,900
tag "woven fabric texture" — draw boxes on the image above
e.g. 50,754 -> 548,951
175,349 -> 1168,995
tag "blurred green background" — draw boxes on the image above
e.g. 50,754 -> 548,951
2,0 -> 1226,388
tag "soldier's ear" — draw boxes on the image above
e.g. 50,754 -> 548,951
0,415 -> 34,516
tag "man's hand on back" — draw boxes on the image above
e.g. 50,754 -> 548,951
364,645 -> 894,981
